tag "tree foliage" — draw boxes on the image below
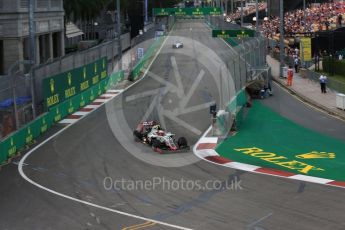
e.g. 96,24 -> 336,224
105,0 -> 183,13
64,0 -> 109,22
64,0 -> 183,21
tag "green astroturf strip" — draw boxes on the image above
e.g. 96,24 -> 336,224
216,101 -> 345,181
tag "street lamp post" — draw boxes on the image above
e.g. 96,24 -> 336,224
303,0 -> 306,32
29,0 -> 37,118
225,0 -> 228,14
279,0 -> 285,77
116,0 -> 122,71
255,0 -> 259,32
144,0 -> 148,23
240,0 -> 244,27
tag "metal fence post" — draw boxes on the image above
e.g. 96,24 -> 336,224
11,73 -> 20,129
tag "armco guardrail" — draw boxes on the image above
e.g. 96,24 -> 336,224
0,70 -> 124,166
129,36 -> 165,81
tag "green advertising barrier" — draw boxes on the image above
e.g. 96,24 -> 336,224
0,69 -> 124,166
49,99 -> 69,123
1,133 -> 24,161
42,57 -> 107,109
47,69 -> 125,121
212,29 -> 255,38
154,7 -> 221,16
0,112 -> 53,165
225,38 -> 239,47
213,89 -> 247,135
108,71 -> 125,88
130,37 -> 164,81
227,89 -> 247,113
226,89 -> 247,129
0,144 -> 7,164
67,94 -> 81,115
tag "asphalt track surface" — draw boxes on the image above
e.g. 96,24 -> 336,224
262,83 -> 345,142
0,21 -> 345,230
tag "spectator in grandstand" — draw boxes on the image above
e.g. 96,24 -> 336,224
262,1 -> 345,38
338,14 -> 343,27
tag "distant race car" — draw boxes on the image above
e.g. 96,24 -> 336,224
172,41 -> 184,49
225,17 -> 231,23
133,121 -> 189,154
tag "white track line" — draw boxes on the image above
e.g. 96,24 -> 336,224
107,89 -> 123,93
18,25 -> 192,230
59,119 -> 78,124
73,111 -> 89,116
84,105 -> 100,109
101,94 -> 117,97
289,175 -> 333,184
18,142 -> 191,230
94,99 -> 109,103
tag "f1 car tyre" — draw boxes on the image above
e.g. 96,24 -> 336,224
152,139 -> 161,148
177,137 -> 188,148
133,130 -> 143,141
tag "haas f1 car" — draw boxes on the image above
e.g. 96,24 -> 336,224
133,121 -> 190,154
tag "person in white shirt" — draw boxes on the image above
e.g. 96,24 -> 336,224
294,57 -> 299,73
319,75 -> 327,93
295,48 -> 299,56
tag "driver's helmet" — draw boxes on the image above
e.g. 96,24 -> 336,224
152,125 -> 161,130
157,130 -> 165,136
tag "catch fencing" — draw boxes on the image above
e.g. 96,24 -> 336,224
205,16 -> 268,136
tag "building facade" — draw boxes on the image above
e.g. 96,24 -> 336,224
0,0 -> 65,75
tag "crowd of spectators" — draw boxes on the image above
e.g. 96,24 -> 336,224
262,1 -> 345,39
225,3 -> 267,21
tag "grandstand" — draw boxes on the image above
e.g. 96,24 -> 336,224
264,1 -> 345,63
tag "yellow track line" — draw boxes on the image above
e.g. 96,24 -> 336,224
122,221 -> 156,230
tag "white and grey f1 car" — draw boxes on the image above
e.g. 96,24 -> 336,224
133,121 -> 189,154
172,41 -> 184,49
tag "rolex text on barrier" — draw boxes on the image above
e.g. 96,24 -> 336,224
212,30 -> 255,39
0,70 -> 125,166
0,113 -> 54,164
42,57 -> 108,109
153,7 -> 222,17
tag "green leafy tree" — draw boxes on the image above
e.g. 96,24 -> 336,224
64,0 -> 183,22
64,0 -> 109,22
